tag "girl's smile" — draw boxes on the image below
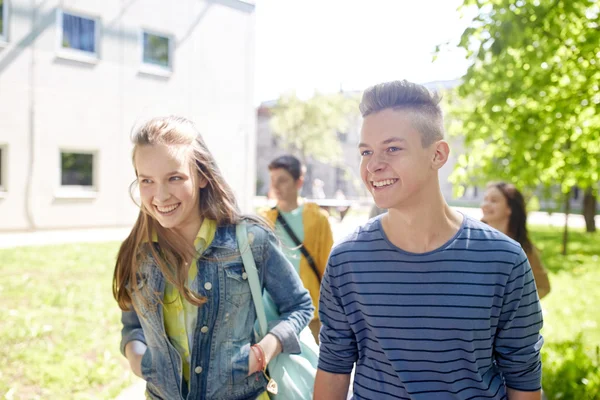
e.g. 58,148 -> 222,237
154,203 -> 181,215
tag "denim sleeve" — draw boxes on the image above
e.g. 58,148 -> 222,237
317,255 -> 357,374
120,308 -> 146,356
494,249 -> 544,391
257,226 -> 314,354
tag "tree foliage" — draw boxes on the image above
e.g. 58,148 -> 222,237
269,92 -> 359,165
448,0 -> 600,207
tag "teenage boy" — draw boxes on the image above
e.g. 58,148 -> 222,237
262,155 -> 334,343
314,81 -> 543,400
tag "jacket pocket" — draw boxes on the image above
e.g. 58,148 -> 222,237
140,347 -> 154,381
230,340 -> 251,384
223,263 -> 252,307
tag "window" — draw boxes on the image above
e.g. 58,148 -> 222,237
0,0 -> 8,42
61,152 -> 94,187
142,31 -> 171,69
57,10 -> 98,58
0,146 -> 5,192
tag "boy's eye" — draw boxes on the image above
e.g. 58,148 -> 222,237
388,146 -> 402,152
140,179 -> 152,184
360,150 -> 372,156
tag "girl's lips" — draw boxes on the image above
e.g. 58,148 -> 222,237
155,203 -> 181,214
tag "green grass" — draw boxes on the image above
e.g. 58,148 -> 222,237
0,226 -> 598,399
531,226 -> 600,399
532,227 -> 600,347
0,242 -> 134,400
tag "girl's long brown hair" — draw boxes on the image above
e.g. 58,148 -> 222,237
113,116 -> 242,311
486,181 -> 533,254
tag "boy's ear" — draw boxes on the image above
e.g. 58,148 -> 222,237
431,140 -> 450,170
296,176 -> 304,190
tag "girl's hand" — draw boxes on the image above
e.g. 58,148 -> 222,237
248,346 -> 260,376
247,334 -> 282,376
125,340 -> 147,379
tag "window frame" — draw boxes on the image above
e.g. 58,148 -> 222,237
56,149 -> 98,199
0,144 -> 7,196
0,0 -> 9,45
55,8 -> 100,64
139,28 -> 174,76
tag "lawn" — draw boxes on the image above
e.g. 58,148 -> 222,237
0,242 -> 133,400
531,226 -> 600,399
0,226 -> 598,399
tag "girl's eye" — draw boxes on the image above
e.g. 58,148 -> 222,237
169,176 -> 182,182
360,150 -> 372,156
140,179 -> 152,184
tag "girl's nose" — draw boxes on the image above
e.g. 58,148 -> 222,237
155,184 -> 171,202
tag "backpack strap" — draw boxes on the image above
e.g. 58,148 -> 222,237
273,208 -> 321,282
236,223 -> 268,338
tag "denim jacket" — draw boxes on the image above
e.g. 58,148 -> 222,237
120,222 -> 314,400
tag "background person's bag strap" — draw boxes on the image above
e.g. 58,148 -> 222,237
272,207 -> 321,282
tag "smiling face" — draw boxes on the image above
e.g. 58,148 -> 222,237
481,186 -> 512,226
359,108 -> 445,210
134,144 -> 207,232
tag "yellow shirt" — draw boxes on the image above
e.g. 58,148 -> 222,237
163,219 -> 216,386
260,202 -> 334,321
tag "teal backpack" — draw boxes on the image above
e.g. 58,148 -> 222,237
236,223 -> 319,400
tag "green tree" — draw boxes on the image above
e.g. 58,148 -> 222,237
448,0 -> 600,253
270,92 -> 359,165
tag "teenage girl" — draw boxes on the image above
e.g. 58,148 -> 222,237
113,116 -> 313,399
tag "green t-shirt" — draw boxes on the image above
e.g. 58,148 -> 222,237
275,205 -> 304,273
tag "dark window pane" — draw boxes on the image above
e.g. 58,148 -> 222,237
0,148 -> 3,188
61,153 -> 93,186
143,32 -> 170,67
62,13 -> 96,53
0,0 -> 4,37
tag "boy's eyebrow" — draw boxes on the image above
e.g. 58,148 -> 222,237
381,136 -> 407,145
358,136 -> 407,148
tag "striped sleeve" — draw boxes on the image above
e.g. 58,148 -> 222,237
317,255 -> 357,374
494,248 -> 544,391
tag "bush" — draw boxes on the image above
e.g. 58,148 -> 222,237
542,335 -> 600,400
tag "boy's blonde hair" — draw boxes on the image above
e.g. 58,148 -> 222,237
359,80 -> 445,147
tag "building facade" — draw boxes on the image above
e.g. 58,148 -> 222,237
0,0 -> 256,231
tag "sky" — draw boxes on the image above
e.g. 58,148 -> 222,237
254,0 -> 477,104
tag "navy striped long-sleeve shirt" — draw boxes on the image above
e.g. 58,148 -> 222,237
318,214 -> 543,400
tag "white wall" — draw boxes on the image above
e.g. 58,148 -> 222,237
0,0 -> 256,231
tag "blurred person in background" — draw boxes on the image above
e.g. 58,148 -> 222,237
481,181 -> 551,299
261,155 -> 334,343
